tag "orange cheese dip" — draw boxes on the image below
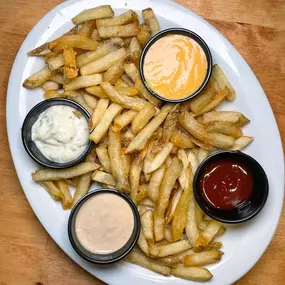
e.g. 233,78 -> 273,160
143,34 -> 207,100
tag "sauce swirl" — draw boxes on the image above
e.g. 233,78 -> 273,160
199,159 -> 253,210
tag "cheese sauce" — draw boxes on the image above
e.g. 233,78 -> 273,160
75,193 -> 134,254
143,34 -> 207,100
31,105 -> 89,163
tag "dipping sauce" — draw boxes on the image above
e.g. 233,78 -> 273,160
75,193 -> 134,254
143,34 -> 207,100
199,159 -> 253,210
31,105 -> 89,163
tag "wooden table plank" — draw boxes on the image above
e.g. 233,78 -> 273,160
0,1 -> 284,284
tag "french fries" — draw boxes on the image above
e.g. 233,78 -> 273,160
130,155 -> 143,204
148,164 -> 166,202
113,109 -> 137,132
64,74 -> 102,91
32,162 -> 99,181
162,104 -> 180,142
90,98 -> 109,129
96,10 -> 138,27
202,111 -> 250,126
92,170 -> 116,186
230,136 -> 253,150
95,147 -> 111,173
23,66 -> 54,88
206,121 -> 243,138
141,210 -> 154,244
150,240 -> 191,257
183,250 -> 223,267
73,172 -> 93,205
171,266 -> 213,281
137,230 -> 149,256
98,23 -> 140,39
171,132 -> 195,149
72,5 -> 114,25
196,220 -> 222,248
78,20 -> 96,37
63,48 -> 78,78
142,8 -> 160,36
186,195 -> 200,248
165,187 -> 183,224
55,180 -> 73,209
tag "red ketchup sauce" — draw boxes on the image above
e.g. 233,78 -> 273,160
199,159 -> 253,210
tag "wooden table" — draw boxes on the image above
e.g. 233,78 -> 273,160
0,0 -> 284,284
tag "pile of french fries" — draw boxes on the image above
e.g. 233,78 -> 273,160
25,5 -> 253,281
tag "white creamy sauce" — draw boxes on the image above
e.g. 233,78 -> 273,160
31,105 -> 89,163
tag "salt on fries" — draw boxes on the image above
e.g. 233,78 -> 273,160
25,5 -> 254,282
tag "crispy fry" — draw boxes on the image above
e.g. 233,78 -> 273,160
81,91 -> 97,109
148,164 -> 166,202
154,158 -> 183,241
131,102 -> 156,134
95,147 -> 111,173
63,47 -> 78,78
55,180 -> 73,209
208,132 -> 235,149
196,220 -> 222,248
142,8 -> 160,36
230,136 -> 254,150
64,74 -> 102,91
23,66 -> 54,88
72,5 -> 114,25
113,110 -> 137,132
96,10 -> 138,27
42,81 -> 60,91
38,181 -> 62,201
177,149 -> 191,190
186,194 -> 200,247
137,183 -> 149,201
202,111 -> 250,126
162,104 -> 180,142
150,240 -> 191,257
130,155 -> 143,205
86,86 -> 107,98
28,42 -> 51,56
206,121 -> 243,139
197,148 -> 210,164
32,162 -> 99,181
165,187 -> 183,225
98,23 -> 140,39
171,132 -> 195,149
89,103 -> 123,143
126,250 -> 171,276
81,47 -> 127,75
137,29 -> 151,47
138,230 -> 149,256
92,170 -> 116,186
126,104 -> 174,154
123,63 -> 140,82
212,64 -> 236,100
141,210 -> 154,244
108,128 -> 130,192
46,54 -> 64,70
115,86 -> 139,96
90,98 -> 109,130
78,20 -> 96,37
73,172 -> 93,205
101,81 -> 146,111
90,29 -> 101,41
171,266 -> 213,281
129,37 -> 142,54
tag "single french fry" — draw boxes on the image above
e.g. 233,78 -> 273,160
183,250 -> 223,267
206,121 -> 243,139
42,81 -> 60,91
208,132 -> 235,149
73,172 -> 93,205
23,66 -> 54,88
50,73 -> 65,85
95,147 -> 111,173
64,74 -> 102,91
130,155 -> 143,205
38,181 -> 62,201
137,229 -> 149,256
129,37 -> 142,54
92,170 -> 116,186
142,8 -> 160,36
89,103 -> 123,143
197,148 -> 210,164
148,164 -> 166,202
165,187 -> 183,225
126,104 -> 174,154
150,240 -> 191,257
46,54 -> 64,70
171,266 -> 213,281
55,180 -> 73,210
115,86 -> 139,96
96,10 -> 138,27
80,47 -> 127,75
32,162 -> 99,181
28,42 -> 51,56
121,73 -> 135,87
78,20 -> 96,37
162,104 -> 180,142
137,184 -> 149,201
123,63 -> 140,82
90,98 -> 109,130
113,110 -> 138,132
141,210 -> 154,244
196,220 -> 222,248
131,102 -> 156,134
72,5 -> 114,25
171,132 -> 195,149
98,23 -> 140,39
63,48 -> 78,78
137,29 -> 151,47
81,91 -> 97,109
86,86 -> 108,99
230,136 -> 254,150
154,158 -> 183,241
108,128 -> 130,192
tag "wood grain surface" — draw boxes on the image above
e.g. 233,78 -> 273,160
0,0 -> 284,284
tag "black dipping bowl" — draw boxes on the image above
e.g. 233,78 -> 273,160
193,151 -> 269,224
68,188 -> 140,264
139,28 -> 213,103
21,98 -> 93,169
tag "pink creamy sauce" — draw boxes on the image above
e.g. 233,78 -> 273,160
75,193 -> 134,254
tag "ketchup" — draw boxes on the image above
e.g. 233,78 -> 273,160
199,159 -> 253,210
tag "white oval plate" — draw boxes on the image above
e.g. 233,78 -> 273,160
6,0 -> 284,284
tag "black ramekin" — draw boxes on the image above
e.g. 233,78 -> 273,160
68,188 -> 140,264
139,28 -> 213,103
21,98 -> 93,169
193,150 -> 269,224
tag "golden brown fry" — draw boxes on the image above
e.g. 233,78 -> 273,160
126,250 -> 171,276
113,110 -> 138,132
202,111 -> 250,126
139,22 -> 151,32
131,102 -> 156,134
230,136 -> 254,150
154,158 -> 183,241
90,98 -> 109,130
141,210 -> 154,244
38,181 -> 62,201
206,121 -> 243,139
162,104 -> 180,142
23,66 -> 54,88
96,10 -> 138,27
165,187 -> 183,225
55,180 -> 73,210
137,184 -> 149,201
179,110 -> 211,143
28,42 -> 51,56
42,81 -> 60,91
64,177 -> 80,187
130,155 -> 143,205
137,230 -> 149,256
208,132 -> 235,149
171,132 -> 195,149
64,74 -> 102,91
121,127 -> 135,148
78,20 -> 96,37
137,29 -> 151,47
187,150 -> 199,175
73,172 -> 93,205
80,47 -> 127,75
90,29 -> 101,41
138,197 -> 155,207
95,147 -> 111,173
148,164 -> 166,202
195,204 -> 205,226
98,23 -> 140,39
115,86 -> 139,96
81,91 -> 97,109
63,47 -> 78,78
46,54 -> 64,70
171,266 -> 213,281
197,148 -> 210,164
123,62 -> 140,82
89,103 -> 123,143
196,220 -> 222,248
72,5 -> 114,25
43,90 -> 63,99
32,162 -> 99,181
212,64 -> 236,100
142,8 -> 160,36
186,195 -> 200,248
101,81 -> 146,111
150,240 -> 191,257
92,170 -> 116,186
86,86 -> 107,99
50,73 -> 65,85
177,149 -> 191,190
77,38 -> 124,68
126,104 -> 174,154
129,37 -> 142,55
108,128 -> 130,192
